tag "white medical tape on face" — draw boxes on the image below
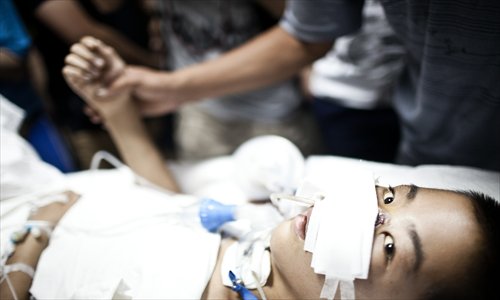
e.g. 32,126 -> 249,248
320,277 -> 339,300
303,198 -> 322,252
340,280 -> 355,300
298,167 -> 378,300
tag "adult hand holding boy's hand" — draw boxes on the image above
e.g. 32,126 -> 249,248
63,36 -> 134,120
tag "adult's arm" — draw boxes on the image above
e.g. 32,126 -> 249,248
170,26 -> 331,100
116,26 -> 332,116
184,0 -> 363,101
105,0 -> 363,116
34,0 -> 156,67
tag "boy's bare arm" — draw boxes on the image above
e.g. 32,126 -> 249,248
0,192 -> 78,300
103,98 -> 180,192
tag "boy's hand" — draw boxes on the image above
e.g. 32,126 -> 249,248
63,36 -> 133,119
66,36 -> 125,86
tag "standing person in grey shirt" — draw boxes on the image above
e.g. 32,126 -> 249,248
149,0 -> 322,159
92,0 -> 500,171
305,0 -> 405,162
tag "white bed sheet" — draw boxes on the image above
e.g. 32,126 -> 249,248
29,167 -> 221,299
4,95 -> 498,299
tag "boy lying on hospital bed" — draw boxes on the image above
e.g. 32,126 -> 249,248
1,37 -> 499,300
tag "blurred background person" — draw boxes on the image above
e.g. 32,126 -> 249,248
303,0 -> 405,162
93,0 -> 499,170
149,0 -> 323,160
13,0 -> 160,169
1,0 -> 76,172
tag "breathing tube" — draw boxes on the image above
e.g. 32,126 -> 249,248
198,199 -> 276,300
228,270 -> 259,300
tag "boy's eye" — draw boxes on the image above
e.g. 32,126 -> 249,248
383,191 -> 394,204
384,235 -> 396,261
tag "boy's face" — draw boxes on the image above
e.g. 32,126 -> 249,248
269,185 -> 482,299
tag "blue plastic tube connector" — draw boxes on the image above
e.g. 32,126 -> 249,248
199,199 -> 236,232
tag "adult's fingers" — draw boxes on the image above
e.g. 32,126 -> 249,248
79,36 -> 102,50
94,41 -> 119,64
70,43 -> 105,70
95,68 -> 137,98
62,65 -> 88,90
80,36 -> 124,79
62,65 -> 100,99
64,53 -> 98,79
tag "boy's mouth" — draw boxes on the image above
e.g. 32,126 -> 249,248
294,207 -> 313,240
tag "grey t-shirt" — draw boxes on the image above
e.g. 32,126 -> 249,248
281,0 -> 500,170
160,0 -> 301,122
308,0 -> 405,109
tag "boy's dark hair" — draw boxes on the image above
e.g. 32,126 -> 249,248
427,190 -> 500,300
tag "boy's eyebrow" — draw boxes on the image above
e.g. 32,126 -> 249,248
408,223 -> 424,272
406,184 -> 419,201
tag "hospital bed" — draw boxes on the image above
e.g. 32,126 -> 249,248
1,96 -> 499,298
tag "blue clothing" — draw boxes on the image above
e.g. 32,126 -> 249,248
0,0 -> 76,172
0,0 -> 38,117
0,0 -> 31,57
281,0 -> 500,170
